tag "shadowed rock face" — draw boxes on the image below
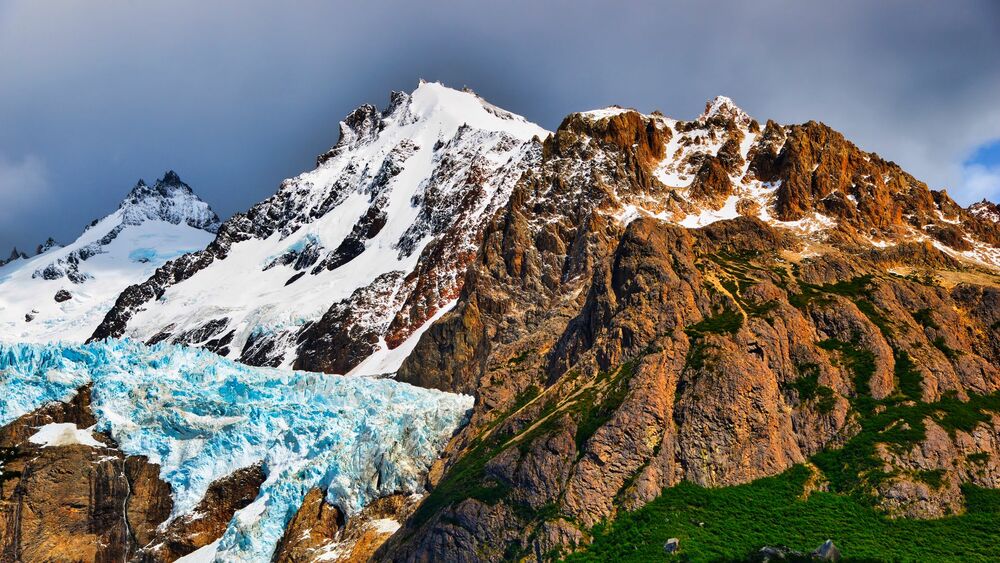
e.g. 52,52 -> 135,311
378,108 -> 1000,561
274,490 -> 419,563
134,464 -> 266,562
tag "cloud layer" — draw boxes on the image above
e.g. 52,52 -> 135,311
0,154 -> 50,251
0,0 -> 998,251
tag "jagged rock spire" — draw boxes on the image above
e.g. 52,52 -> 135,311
118,171 -> 220,232
35,238 -> 60,256
700,95 -> 751,124
0,247 -> 28,267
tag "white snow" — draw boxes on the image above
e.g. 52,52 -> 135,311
970,202 -> 999,223
601,99 -> 843,241
347,299 -> 456,377
701,95 -> 749,122
121,82 -> 548,369
578,106 -> 634,120
367,518 -> 401,534
28,422 -> 104,448
175,540 -> 220,563
679,195 -> 742,228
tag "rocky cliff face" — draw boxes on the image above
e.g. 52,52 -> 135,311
377,103 -> 1000,560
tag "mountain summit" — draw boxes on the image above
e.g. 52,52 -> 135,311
93,82 -> 548,371
118,171 -> 221,231
0,172 -> 219,343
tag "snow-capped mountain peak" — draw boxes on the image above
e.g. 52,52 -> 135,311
0,172 -> 219,344
970,199 -> 1000,223
117,171 -> 221,232
700,94 -> 750,123
94,82 -> 549,372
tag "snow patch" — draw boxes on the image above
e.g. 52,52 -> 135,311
578,106 -> 633,120
367,518 -> 401,534
28,422 -> 103,448
175,540 -> 220,563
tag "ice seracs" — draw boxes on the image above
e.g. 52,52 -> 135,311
0,339 -> 473,561
0,171 -> 219,344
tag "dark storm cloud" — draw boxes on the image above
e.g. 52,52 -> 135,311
1,0 -> 998,251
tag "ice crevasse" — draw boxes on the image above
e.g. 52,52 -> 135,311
0,339 -> 473,561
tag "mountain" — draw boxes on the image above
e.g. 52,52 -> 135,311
378,100 -> 1000,560
3,84 -> 1000,561
0,171 -> 220,344
92,81 -> 547,374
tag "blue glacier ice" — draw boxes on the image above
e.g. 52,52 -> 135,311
0,339 -> 473,561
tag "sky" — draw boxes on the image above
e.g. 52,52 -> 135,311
1,0 -> 999,253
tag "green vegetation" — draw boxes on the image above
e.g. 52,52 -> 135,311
963,484 -> 1000,514
568,465 -> 1000,562
785,363 -> 837,415
915,469 -> 946,490
893,349 -> 923,402
789,363 -> 821,401
408,434 -> 512,528
574,361 -> 637,451
571,373 -> 1000,561
932,337 -> 961,360
968,452 -> 991,465
508,348 -> 534,366
709,252 -> 784,323
817,338 -> 876,410
409,359 -> 641,529
789,274 -> 873,310
811,391 -> 1000,497
815,386 -> 837,414
912,308 -> 939,330
684,307 -> 744,337
418,262 -> 1000,560
788,275 -> 895,335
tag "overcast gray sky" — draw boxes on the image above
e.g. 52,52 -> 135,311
1,0 -> 999,252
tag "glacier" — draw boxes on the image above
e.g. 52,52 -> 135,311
0,339 -> 473,561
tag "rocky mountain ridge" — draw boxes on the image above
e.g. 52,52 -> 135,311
379,98 -> 1000,560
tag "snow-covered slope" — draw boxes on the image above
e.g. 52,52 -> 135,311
95,81 -> 548,373
0,172 -> 219,343
0,339 -> 471,561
